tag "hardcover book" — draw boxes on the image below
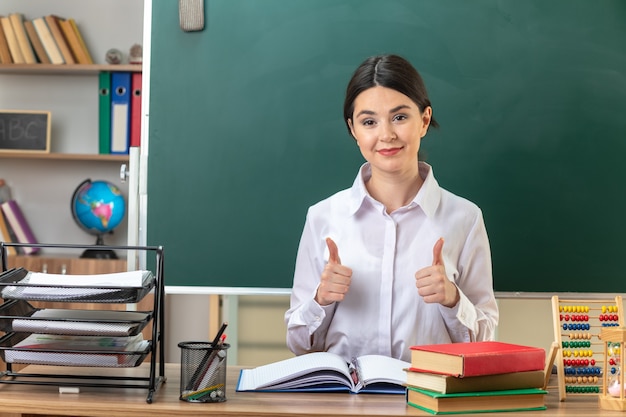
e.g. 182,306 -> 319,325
405,369 -> 545,394
236,351 -> 410,394
406,386 -> 547,415
410,341 -> 545,377
32,17 -> 63,64
0,200 -> 40,255
8,13 -> 36,64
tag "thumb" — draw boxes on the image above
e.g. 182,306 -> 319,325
432,237 -> 444,266
326,237 -> 341,265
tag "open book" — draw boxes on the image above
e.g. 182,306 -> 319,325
236,352 -> 410,394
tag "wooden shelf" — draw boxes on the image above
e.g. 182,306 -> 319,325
0,152 -> 129,162
0,64 -> 142,75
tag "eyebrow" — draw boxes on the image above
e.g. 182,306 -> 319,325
354,104 -> 412,118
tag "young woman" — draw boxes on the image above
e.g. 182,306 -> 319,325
285,54 -> 498,363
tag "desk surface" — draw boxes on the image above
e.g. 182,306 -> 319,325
0,364 -> 620,417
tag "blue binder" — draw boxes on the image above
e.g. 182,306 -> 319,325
110,72 -> 131,154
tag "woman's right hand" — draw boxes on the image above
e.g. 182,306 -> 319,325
315,237 -> 353,306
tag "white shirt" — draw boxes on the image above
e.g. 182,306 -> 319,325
285,162 -> 498,363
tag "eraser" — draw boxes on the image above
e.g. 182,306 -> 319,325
59,386 -> 80,394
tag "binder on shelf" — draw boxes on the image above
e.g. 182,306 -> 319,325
130,72 -> 143,148
110,72 -> 131,154
8,13 -> 36,64
0,18 -> 12,64
0,201 -> 39,255
0,15 -> 24,64
44,15 -> 75,64
32,17 -> 63,64
23,19 -> 50,64
99,71 -> 112,154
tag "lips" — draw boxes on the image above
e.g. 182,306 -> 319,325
378,147 -> 402,156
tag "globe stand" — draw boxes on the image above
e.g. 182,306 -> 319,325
80,235 -> 118,259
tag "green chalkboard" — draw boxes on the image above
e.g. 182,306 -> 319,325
148,0 -> 626,292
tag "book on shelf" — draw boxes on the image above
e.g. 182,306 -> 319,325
68,18 -> 93,64
405,369 -> 545,394
0,210 -> 18,256
43,15 -> 75,64
0,15 -> 24,64
23,19 -> 51,64
410,341 -> 545,377
0,17 -> 12,63
0,200 -> 39,255
58,18 -> 92,65
8,13 -> 36,64
32,16 -> 63,64
406,386 -> 547,415
236,351 -> 410,394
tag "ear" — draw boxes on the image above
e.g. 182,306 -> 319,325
420,106 -> 432,137
347,119 -> 357,141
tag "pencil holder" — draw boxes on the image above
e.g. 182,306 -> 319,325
178,341 -> 230,402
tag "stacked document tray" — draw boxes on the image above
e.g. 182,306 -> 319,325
0,267 -> 155,368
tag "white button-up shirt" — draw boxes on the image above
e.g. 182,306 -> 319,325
285,162 -> 498,363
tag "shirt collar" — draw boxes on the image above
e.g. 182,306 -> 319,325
347,162 -> 442,217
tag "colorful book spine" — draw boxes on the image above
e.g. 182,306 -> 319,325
0,200 -> 40,255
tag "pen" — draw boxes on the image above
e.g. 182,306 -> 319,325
186,322 -> 228,390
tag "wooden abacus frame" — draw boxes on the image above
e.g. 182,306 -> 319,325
551,295 -> 624,402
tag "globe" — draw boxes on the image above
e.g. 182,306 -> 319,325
71,179 -> 126,258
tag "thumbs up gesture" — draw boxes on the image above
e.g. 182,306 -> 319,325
315,237 -> 353,306
415,238 -> 460,308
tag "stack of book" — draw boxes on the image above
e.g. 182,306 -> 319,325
0,12 -> 93,65
405,341 -> 548,414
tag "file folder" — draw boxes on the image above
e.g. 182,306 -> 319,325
98,71 -> 111,154
130,72 -> 142,148
110,72 -> 131,154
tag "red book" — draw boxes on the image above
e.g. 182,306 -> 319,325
409,341 -> 545,377
130,72 -> 142,147
0,200 -> 40,255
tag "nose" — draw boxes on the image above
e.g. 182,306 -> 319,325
379,121 -> 397,142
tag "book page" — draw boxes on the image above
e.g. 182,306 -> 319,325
357,355 -> 411,386
237,352 -> 353,391
27,270 -> 151,288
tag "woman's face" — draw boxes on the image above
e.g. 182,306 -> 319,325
348,86 -> 431,176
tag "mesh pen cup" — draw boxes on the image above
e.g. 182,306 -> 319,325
178,341 -> 230,402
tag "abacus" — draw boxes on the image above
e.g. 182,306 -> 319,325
551,295 -> 624,401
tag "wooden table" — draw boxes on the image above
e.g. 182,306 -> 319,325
0,364 -> 619,417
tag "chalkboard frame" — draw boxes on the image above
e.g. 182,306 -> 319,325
0,110 -> 51,153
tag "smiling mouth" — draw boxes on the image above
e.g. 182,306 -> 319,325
378,147 -> 402,156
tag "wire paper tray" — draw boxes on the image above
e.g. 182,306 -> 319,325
0,300 -> 153,337
0,332 -> 151,368
0,268 -> 155,303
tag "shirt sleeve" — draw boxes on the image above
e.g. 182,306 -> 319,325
284,210 -> 336,354
438,210 -> 499,342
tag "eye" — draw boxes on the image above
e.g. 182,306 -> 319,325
360,118 -> 376,127
392,114 -> 408,122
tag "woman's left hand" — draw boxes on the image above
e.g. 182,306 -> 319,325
414,238 -> 460,308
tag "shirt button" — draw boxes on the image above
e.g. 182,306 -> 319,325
314,316 -> 321,322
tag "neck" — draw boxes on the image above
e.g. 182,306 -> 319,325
366,165 -> 423,214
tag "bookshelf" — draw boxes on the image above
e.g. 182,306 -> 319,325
0,0 -> 143,252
